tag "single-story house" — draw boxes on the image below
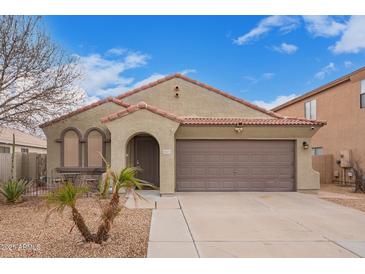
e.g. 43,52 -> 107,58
40,74 -> 325,194
0,127 -> 47,154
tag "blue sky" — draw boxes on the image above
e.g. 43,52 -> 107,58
45,15 -> 365,109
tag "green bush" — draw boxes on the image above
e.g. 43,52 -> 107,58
0,179 -> 29,203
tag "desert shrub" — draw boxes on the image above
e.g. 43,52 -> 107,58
0,179 -> 29,203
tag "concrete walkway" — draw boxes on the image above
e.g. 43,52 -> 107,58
147,192 -> 365,258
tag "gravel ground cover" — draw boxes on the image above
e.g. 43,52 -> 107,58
320,184 -> 365,213
0,196 -> 152,257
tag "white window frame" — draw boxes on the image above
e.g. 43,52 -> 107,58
305,99 -> 316,120
311,147 -> 323,156
0,146 -> 11,153
361,80 -> 365,108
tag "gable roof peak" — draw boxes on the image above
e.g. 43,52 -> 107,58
117,73 -> 282,118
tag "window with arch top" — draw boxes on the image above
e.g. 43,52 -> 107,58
62,128 -> 81,167
85,128 -> 105,167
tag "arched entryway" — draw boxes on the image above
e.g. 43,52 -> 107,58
126,133 -> 160,187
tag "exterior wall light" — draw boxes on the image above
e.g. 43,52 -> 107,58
234,127 -> 243,133
302,141 -> 309,149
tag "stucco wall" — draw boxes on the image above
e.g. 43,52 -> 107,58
276,77 -> 365,177
41,77 -> 321,192
176,125 -> 321,191
104,109 -> 180,194
123,78 -> 272,118
0,144 -> 46,154
42,102 -> 125,179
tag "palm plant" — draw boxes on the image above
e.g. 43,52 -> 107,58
0,179 -> 29,203
45,158 -> 156,244
46,182 -> 94,242
94,167 -> 156,243
98,159 -> 113,199
115,167 -> 157,202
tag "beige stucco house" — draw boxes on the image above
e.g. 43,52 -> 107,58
40,74 -> 325,194
0,127 -> 47,154
273,66 -> 365,184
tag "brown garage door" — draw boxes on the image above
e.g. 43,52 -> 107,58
176,140 -> 295,192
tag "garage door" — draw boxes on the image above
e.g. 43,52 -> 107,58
176,140 -> 295,192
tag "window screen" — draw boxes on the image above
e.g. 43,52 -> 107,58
0,146 -> 10,153
63,130 -> 79,167
305,99 -> 316,119
87,130 -> 103,167
311,147 -> 323,156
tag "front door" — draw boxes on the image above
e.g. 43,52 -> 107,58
134,135 -> 160,186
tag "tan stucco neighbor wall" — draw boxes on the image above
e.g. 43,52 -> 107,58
176,126 -> 321,191
123,78 -> 273,118
104,109 -> 180,194
275,76 -> 365,178
42,102 -> 125,179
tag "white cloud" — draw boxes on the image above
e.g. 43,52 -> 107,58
253,94 -> 298,110
180,69 -> 197,75
331,16 -> 365,54
233,16 -> 300,45
76,50 -> 150,98
243,75 -> 258,84
344,60 -> 354,68
272,42 -> 298,54
131,68 -> 197,89
303,16 -> 347,37
106,47 -> 126,56
243,72 -> 275,84
262,72 -> 275,80
314,62 -> 336,80
132,73 -> 166,88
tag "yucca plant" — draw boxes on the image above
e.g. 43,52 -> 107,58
0,179 -> 29,203
46,182 -> 94,242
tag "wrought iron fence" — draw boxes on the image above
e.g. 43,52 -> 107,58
23,179 -> 99,197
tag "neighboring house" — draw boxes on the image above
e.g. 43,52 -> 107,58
40,74 -> 325,194
0,127 -> 47,154
272,66 -> 365,183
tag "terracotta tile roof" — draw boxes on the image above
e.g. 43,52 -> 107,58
272,66 -> 365,111
117,73 -> 282,118
100,101 -> 184,123
39,97 -> 130,128
101,101 -> 326,126
181,117 -> 326,126
0,127 -> 46,149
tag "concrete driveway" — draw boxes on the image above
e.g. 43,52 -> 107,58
147,192 -> 365,258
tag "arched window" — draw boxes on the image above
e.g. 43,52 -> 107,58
61,128 -> 82,167
85,128 -> 105,167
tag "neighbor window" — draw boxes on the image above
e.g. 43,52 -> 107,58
361,80 -> 365,108
305,99 -> 316,119
63,129 -> 80,167
21,148 -> 29,153
312,147 -> 323,156
86,129 -> 103,167
0,146 -> 10,153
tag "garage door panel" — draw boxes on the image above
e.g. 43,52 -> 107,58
176,140 -> 295,192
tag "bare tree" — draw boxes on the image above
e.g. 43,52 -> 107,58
0,16 -> 84,132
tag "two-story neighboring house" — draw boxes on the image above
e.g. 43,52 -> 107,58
273,66 -> 365,184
